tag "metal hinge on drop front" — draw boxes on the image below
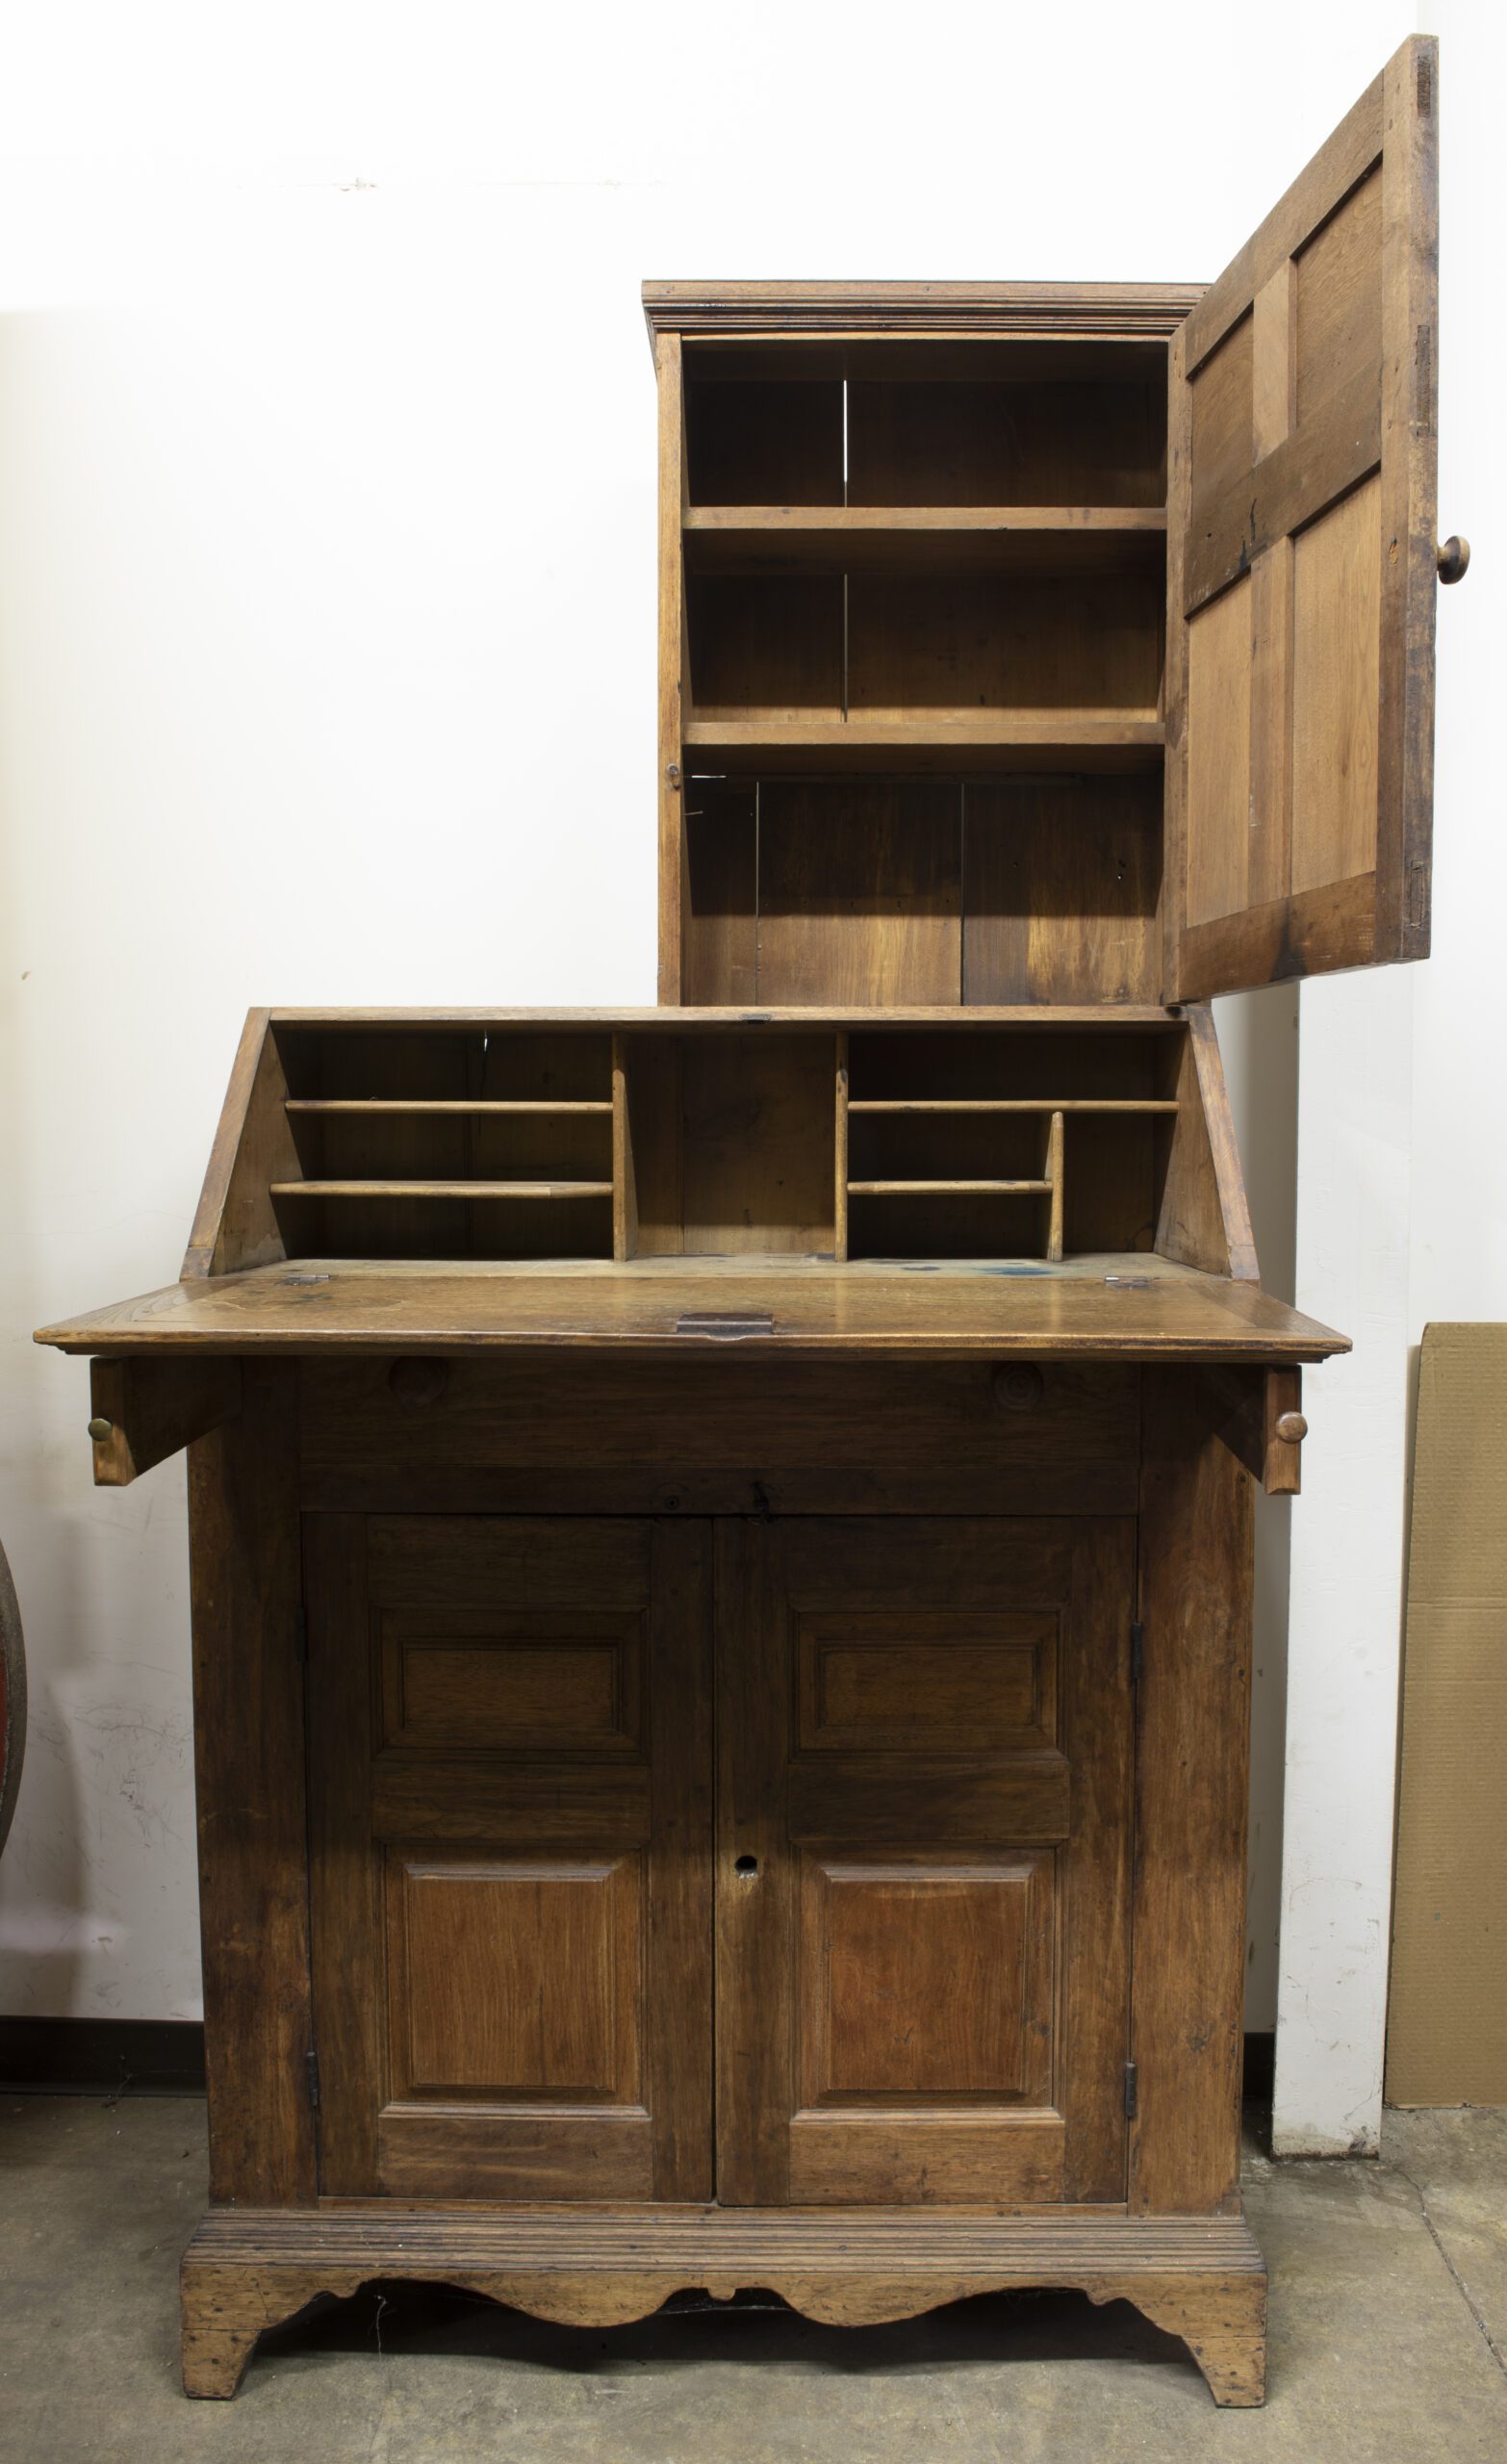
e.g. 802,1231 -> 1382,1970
1130,1619 -> 1144,1687
1124,2062 -> 1138,2120
305,2048 -> 320,2112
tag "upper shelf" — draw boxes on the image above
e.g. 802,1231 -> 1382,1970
683,507 -> 1167,576
681,719 -> 1166,776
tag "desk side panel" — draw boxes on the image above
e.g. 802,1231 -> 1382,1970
188,1363 -> 316,2204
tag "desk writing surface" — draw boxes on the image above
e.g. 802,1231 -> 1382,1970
37,1253 -> 1348,1362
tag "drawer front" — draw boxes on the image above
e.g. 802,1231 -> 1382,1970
298,1355 -> 1139,1516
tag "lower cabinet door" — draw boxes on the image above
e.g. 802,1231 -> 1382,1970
715,1517 -> 1136,2206
305,1514 -> 714,2201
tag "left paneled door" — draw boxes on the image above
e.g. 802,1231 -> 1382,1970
305,1515 -> 714,2201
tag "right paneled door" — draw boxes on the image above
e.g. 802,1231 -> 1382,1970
714,1516 -> 1136,2207
1166,34 -> 1440,1001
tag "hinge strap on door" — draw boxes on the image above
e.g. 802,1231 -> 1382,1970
1124,2060 -> 1138,2120
1130,1619 -> 1144,1686
305,2047 -> 320,2112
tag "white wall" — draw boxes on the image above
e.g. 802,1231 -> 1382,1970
0,2 -> 1489,2055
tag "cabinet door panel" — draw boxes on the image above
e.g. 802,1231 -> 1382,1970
307,1514 -> 712,2202
1166,37 -> 1439,1000
715,1516 -> 1134,2207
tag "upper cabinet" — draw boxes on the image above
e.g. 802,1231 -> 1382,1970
646,38 -> 1450,1013
1165,35 -> 1440,1002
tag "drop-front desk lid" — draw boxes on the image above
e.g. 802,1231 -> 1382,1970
37,1254 -> 1347,1362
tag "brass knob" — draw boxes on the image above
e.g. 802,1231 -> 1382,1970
1274,1411 -> 1308,1444
88,1417 -> 114,1443
1437,535 -> 1470,583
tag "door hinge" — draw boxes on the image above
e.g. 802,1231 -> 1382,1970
1129,1618 -> 1144,1686
1124,2060 -> 1138,2120
294,1604 -> 309,1666
305,2047 -> 320,2111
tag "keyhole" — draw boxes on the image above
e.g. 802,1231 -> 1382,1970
734,1855 -> 759,1880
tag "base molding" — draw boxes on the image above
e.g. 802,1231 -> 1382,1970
181,2204 -> 1267,2407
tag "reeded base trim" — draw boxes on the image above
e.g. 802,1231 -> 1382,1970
181,2204 -> 1266,2407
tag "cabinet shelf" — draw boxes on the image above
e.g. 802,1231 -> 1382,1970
285,1100 -> 612,1116
848,1178 -> 1053,1196
271,1180 -> 614,1201
684,505 -> 1166,576
682,720 -> 1165,777
848,1098 -> 1179,1116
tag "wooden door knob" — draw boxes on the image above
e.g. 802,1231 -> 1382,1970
1274,1411 -> 1308,1444
1437,535 -> 1470,583
88,1417 -> 114,1443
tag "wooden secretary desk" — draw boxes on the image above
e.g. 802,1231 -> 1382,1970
37,38 -> 1462,2410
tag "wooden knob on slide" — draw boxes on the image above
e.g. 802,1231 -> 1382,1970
1274,1411 -> 1308,1444
1437,535 -> 1470,583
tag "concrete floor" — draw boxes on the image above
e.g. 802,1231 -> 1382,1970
2,2098 -> 1504,2463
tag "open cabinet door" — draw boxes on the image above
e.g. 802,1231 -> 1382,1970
1165,37 -> 1439,1002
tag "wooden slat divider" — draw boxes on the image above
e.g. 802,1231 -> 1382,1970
612,1035 -> 638,1265
1045,1111 -> 1065,1265
833,1032 -> 850,1265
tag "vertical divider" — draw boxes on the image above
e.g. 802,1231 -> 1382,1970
1045,1108 -> 1065,1264
657,332 -> 688,1004
612,1033 -> 638,1263
834,1031 -> 850,1263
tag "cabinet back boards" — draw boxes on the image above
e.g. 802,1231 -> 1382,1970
37,37 -> 1459,2412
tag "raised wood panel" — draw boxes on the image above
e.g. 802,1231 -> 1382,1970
1290,475 -> 1381,895
385,1853 -> 642,2101
796,1610 -> 1057,1754
1294,167 -> 1381,424
799,1852 -> 1054,2103
1188,318 -> 1253,514
1185,576 -> 1253,929
379,1612 -> 644,1755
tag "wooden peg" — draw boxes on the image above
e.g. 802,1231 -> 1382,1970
1436,535 -> 1470,583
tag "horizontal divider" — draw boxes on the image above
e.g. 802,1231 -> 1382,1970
684,505 -> 1169,532
284,1099 -> 613,1116
847,1179 -> 1054,1196
270,1180 -> 614,1200
847,1098 -> 1178,1115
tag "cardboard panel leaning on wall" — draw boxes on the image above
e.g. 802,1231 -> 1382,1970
1386,1323 -> 1507,2106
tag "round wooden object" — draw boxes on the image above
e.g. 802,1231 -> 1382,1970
1274,1410 -> 1308,1443
388,1358 -> 450,1408
1436,534 -> 1470,583
992,1364 -> 1044,1416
